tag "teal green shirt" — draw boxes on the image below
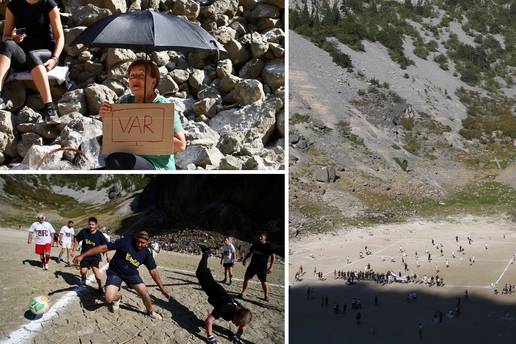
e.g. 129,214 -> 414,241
118,94 -> 183,170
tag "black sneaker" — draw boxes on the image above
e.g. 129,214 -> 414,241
43,104 -> 60,124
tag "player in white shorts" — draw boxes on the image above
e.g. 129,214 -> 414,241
27,214 -> 55,270
58,220 -> 75,265
102,228 -> 112,262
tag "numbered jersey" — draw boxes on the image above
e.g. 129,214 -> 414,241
222,243 -> 236,264
59,226 -> 75,244
29,222 -> 55,245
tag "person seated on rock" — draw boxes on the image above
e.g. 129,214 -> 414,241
99,59 -> 186,170
197,245 -> 252,344
0,0 -> 63,123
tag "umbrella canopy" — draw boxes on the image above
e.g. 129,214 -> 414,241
71,10 -> 225,53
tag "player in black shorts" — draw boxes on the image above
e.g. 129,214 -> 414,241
72,217 -> 107,292
197,245 -> 252,344
73,230 -> 169,320
240,232 -> 276,301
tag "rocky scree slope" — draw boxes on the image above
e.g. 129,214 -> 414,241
289,0 -> 516,235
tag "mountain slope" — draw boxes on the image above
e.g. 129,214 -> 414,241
289,0 -> 516,235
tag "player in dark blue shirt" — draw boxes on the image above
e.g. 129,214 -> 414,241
197,245 -> 251,344
73,230 -> 169,320
240,232 -> 276,302
72,217 -> 107,292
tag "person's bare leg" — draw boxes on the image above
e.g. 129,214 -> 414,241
80,267 -> 88,285
105,285 -> 120,304
241,278 -> 250,296
92,266 -> 103,290
0,55 -> 11,91
131,283 -> 152,313
30,65 -> 52,103
261,281 -> 268,300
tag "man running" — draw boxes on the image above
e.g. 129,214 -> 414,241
240,232 -> 276,301
73,230 -> 169,320
221,236 -> 236,285
27,214 -> 55,270
73,217 -> 107,292
58,220 -> 75,265
197,245 -> 252,344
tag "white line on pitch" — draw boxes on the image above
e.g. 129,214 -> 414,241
495,258 -> 514,285
1,264 -> 108,344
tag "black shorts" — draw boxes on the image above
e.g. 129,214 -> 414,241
80,259 -> 100,269
223,262 -> 234,268
105,270 -> 143,288
244,264 -> 267,282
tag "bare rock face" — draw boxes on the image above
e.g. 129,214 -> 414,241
169,0 -> 200,20
84,84 -> 118,115
175,145 -> 225,169
234,79 -> 265,105
3,81 -> 26,113
262,59 -> 284,89
58,89 -> 87,116
22,144 -> 64,170
73,4 -> 112,26
17,132 -> 43,158
314,166 -> 337,183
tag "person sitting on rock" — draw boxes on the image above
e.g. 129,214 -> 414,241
197,245 -> 252,344
0,0 -> 63,123
99,59 -> 186,170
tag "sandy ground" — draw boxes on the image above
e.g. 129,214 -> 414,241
289,217 -> 516,343
0,229 -> 284,344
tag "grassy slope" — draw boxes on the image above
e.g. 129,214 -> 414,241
0,175 -> 148,231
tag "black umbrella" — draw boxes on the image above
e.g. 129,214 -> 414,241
71,9 -> 225,53
71,10 -> 225,100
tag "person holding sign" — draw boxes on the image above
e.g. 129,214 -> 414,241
0,0 -> 63,122
99,60 -> 186,170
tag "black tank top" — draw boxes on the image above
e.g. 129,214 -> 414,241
7,0 -> 57,52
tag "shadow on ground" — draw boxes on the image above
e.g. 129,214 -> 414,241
290,282 -> 516,344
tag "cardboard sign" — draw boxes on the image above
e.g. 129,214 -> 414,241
102,103 -> 175,155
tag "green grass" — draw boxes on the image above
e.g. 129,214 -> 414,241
290,112 -> 311,125
403,134 -> 421,155
336,120 -> 366,147
393,157 -> 409,171
458,143 -> 516,169
291,0 -> 515,92
295,199 -> 344,233
401,116 -> 415,131
457,88 -> 516,141
345,180 -> 516,226
0,175 -> 149,231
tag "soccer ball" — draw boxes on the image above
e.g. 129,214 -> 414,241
28,295 -> 50,315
